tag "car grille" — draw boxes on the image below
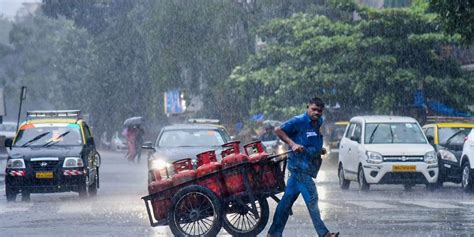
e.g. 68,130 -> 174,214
383,156 -> 424,162
30,160 -> 61,171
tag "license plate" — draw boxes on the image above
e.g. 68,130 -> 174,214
392,165 -> 416,172
36,171 -> 53,179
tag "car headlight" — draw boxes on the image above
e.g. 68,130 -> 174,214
151,159 -> 171,170
438,149 -> 457,162
63,157 -> 84,168
424,151 -> 437,164
7,158 -> 26,169
366,151 -> 383,164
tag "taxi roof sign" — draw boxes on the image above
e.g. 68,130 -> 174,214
27,110 -> 81,119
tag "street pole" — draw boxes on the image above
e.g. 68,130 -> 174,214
16,86 -> 27,132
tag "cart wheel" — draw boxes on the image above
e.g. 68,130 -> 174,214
168,185 -> 222,237
222,196 -> 269,237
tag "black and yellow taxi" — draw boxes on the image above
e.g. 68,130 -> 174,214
4,110 -> 100,201
422,122 -> 474,187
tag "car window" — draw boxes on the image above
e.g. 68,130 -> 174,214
353,123 -> 362,143
425,127 -> 435,140
330,126 -> 346,142
365,123 -> 426,144
345,124 -> 355,139
438,127 -> 472,145
158,129 -> 227,147
14,124 -> 83,146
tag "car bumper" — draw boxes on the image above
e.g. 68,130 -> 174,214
438,159 -> 462,181
362,162 -> 438,184
5,168 -> 86,193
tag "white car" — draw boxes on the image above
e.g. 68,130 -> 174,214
338,116 -> 438,191
0,121 -> 17,139
461,129 -> 474,192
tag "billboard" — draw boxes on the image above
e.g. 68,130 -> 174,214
164,90 -> 185,114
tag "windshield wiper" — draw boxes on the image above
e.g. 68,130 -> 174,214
42,131 -> 70,147
20,132 -> 50,147
368,124 -> 380,144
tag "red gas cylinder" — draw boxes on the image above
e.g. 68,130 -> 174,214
148,178 -> 173,221
221,141 -> 249,195
244,141 -> 277,190
171,158 -> 196,186
196,150 -> 225,197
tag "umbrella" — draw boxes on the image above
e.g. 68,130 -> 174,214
123,116 -> 144,127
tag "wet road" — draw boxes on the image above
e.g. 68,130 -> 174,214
1,150 -> 474,236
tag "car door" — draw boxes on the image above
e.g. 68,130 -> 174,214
346,122 -> 363,178
82,123 -> 97,181
339,123 -> 356,180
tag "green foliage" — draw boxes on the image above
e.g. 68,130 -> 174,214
228,8 -> 473,119
428,0 -> 474,44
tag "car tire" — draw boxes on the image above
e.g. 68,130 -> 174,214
358,165 -> 370,192
462,161 -> 473,193
6,186 -> 17,202
338,164 -> 350,190
21,190 -> 30,202
88,169 -> 99,197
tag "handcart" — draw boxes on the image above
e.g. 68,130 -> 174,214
141,151 -> 288,237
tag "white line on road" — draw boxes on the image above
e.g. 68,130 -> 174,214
400,201 -> 462,209
346,201 -> 397,209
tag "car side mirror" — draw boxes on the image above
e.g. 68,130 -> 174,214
350,136 -> 359,143
5,138 -> 12,149
142,141 -> 155,150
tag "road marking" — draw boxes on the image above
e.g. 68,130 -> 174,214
400,201 -> 461,209
458,201 -> 474,205
58,202 -> 92,213
346,201 -> 397,209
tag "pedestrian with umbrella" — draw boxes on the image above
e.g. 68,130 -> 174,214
123,117 -> 145,163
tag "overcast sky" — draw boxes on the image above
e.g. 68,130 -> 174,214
0,0 -> 41,19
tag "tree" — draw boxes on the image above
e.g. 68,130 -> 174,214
227,7 -> 473,120
428,0 -> 474,44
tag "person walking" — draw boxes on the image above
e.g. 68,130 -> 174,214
267,97 -> 339,237
134,125 -> 145,163
124,126 -> 137,163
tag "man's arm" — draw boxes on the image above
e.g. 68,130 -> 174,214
275,127 -> 304,153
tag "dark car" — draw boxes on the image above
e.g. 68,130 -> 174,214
4,110 -> 100,201
143,123 -> 231,184
423,123 -> 474,187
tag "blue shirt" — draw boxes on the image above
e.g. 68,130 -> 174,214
280,112 -> 324,177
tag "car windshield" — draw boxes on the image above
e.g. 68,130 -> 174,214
330,126 -> 346,142
14,124 -> 83,147
438,127 -> 472,145
158,129 -> 227,147
365,123 -> 426,144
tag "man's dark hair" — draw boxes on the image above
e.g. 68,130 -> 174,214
308,97 -> 325,108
